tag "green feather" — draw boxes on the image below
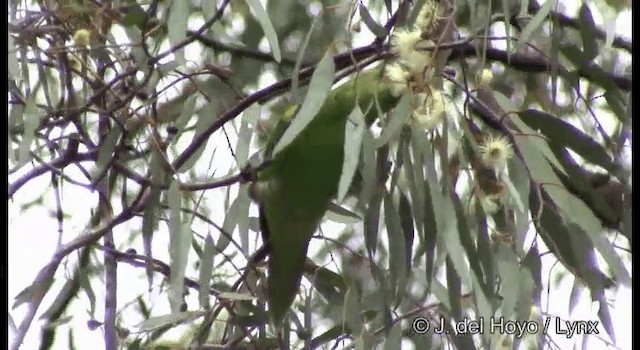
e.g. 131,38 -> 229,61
259,65 -> 401,327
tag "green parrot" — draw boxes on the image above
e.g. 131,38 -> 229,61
253,64 -> 402,328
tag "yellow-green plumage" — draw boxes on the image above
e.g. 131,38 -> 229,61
259,66 -> 400,327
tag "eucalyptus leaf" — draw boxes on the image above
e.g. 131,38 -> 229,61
343,286 -> 363,334
291,18 -> 318,103
495,243 -> 520,320
518,0 -> 554,51
375,92 -> 412,148
383,191 -> 407,304
198,234 -> 215,308
338,106 -> 366,203
578,4 -> 599,60
15,99 -> 38,169
136,311 -> 204,331
168,182 -> 190,313
167,0 -> 189,65
92,127 -> 122,183
359,4 -> 387,38
245,0 -> 281,63
273,54 -> 335,155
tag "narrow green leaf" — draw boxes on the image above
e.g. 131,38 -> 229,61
168,181 -> 189,313
364,193 -> 382,257
218,292 -> 257,301
507,157 -> 530,253
121,2 -> 148,28
326,203 -> 362,224
406,0 -> 426,27
543,168 -> 628,285
446,257 -> 462,319
173,94 -> 198,140
384,191 -> 407,304
515,270 -> 534,322
343,286 -> 363,334
431,278 -> 452,310
383,322 -> 402,350
518,0 -> 554,51
605,89 -> 628,123
217,193 -> 243,253
359,4 -> 387,38
13,271 -> 54,310
561,44 -> 621,93
597,296 -> 616,344
358,130 -> 377,207
245,0 -> 281,63
509,113 -> 566,174
310,325 -> 347,348
579,4 -> 599,60
142,187 -> 161,287
92,127 -> 122,182
602,18 -> 616,50
78,269 -> 96,316
568,278 -> 584,314
375,92 -> 412,148
398,191 -> 415,277
273,54 -> 335,155
136,311 -> 204,331
9,313 -> 16,335
518,109 -> 617,173
8,103 -> 24,146
201,0 -> 218,19
521,243 -> 542,303
179,106 -> 218,172
8,33 -> 19,80
495,243 -> 520,320
549,10 -> 560,106
500,0 -> 513,54
531,190 -> 609,294
167,0 -> 189,65
425,153 -> 470,284
471,273 -> 493,346
291,18 -> 318,103
15,99 -> 38,169
237,185 -> 251,253
236,104 -> 259,167
407,126 -> 425,241
474,197 -> 495,296
338,106 -> 366,203
306,265 -> 346,305
198,234 -> 215,308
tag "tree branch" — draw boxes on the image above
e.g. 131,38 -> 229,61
450,44 -> 631,91
10,186 -> 148,350
527,1 -> 632,53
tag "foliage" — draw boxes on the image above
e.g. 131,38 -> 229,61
8,0 -> 631,349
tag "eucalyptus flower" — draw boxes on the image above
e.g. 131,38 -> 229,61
479,135 -> 514,169
383,63 -> 411,97
416,0 -> 442,33
412,90 -> 446,131
390,28 -> 422,59
73,29 -> 91,47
